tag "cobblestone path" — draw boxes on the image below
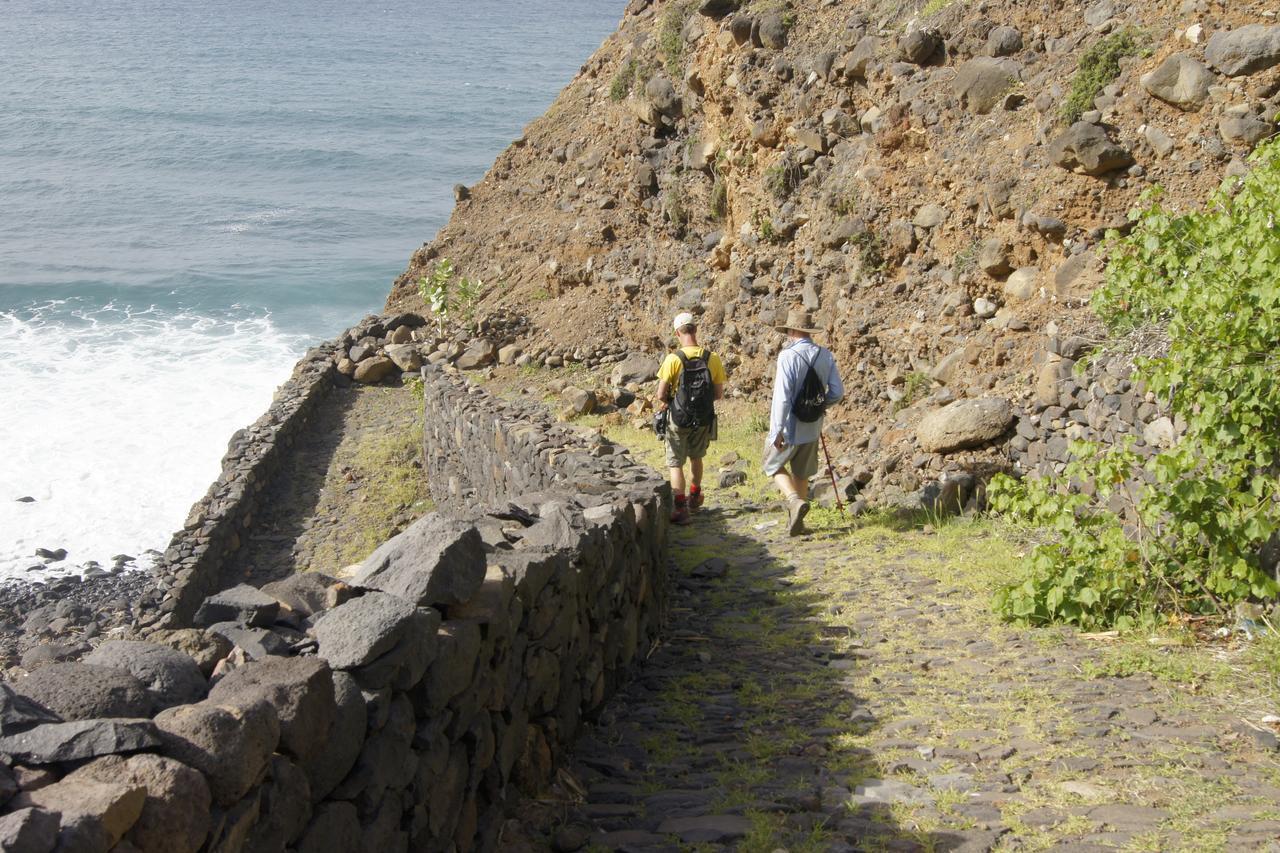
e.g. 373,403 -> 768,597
528,498 -> 1280,852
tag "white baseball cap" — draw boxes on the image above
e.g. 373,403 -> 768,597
672,312 -> 696,331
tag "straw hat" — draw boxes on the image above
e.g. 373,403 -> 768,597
774,307 -> 820,334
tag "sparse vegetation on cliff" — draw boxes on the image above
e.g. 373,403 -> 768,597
990,139 -> 1280,629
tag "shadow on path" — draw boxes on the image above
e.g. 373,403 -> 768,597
524,500 -> 976,852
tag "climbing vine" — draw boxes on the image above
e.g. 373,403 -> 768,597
989,138 -> 1280,629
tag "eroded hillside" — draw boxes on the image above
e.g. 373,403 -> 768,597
386,0 -> 1279,503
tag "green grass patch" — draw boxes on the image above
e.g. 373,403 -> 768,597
659,0 -> 696,78
1061,28 -> 1146,124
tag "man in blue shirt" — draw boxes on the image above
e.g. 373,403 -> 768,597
763,308 -> 844,535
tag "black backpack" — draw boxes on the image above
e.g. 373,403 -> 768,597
671,349 -> 716,429
792,347 -> 829,423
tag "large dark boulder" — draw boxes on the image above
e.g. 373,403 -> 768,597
83,641 -> 207,711
352,516 -> 486,608
153,699 -> 280,806
68,754 -> 211,853
1205,25 -> 1280,76
312,592 -> 420,670
0,683 -> 60,735
13,664 -> 152,720
1047,122 -> 1133,176
207,657 -> 335,764
0,719 -> 160,764
192,584 -> 280,628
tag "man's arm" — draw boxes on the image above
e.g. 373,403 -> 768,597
713,383 -> 725,401
654,380 -> 671,411
768,354 -> 791,448
825,349 -> 845,405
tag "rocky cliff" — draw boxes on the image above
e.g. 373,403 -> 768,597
385,0 -> 1280,506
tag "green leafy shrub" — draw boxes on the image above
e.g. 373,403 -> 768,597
659,0 -> 696,78
710,172 -> 728,220
764,159 -> 804,200
1061,28 -> 1145,124
610,59 -> 638,102
989,138 -> 1280,630
850,230 -> 884,272
417,258 -> 483,332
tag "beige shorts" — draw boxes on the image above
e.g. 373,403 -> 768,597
665,422 -> 712,468
763,438 -> 820,480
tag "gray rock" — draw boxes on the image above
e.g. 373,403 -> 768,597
0,808 -> 59,853
986,26 -> 1022,57
757,12 -> 787,50
841,36 -> 877,81
1004,268 -> 1040,301
1084,0 -> 1115,29
312,591 -> 419,670
204,623 -> 290,660
17,777 -> 146,850
1205,25 -> 1280,77
913,203 -> 947,229
697,0 -> 738,17
656,815 -> 752,843
952,57 -> 1021,114
208,657 -> 334,764
245,755 -> 311,853
1047,122 -> 1133,176
1143,125 -> 1175,157
68,754 -> 211,853
455,339 -> 497,370
1141,53 -> 1214,110
609,354 -> 660,387
295,801 -> 360,853
383,343 -> 422,372
978,239 -> 1011,277
0,683 -> 61,736
899,27 -> 942,65
193,584 -> 280,629
917,398 -> 1015,453
260,573 -> 350,618
0,719 -> 161,764
1220,115 -> 1274,146
13,664 -> 151,720
151,629 -> 232,678
353,515 -> 486,608
561,386 -> 597,416
973,298 -> 998,319
353,355 -> 396,384
300,671 -> 365,801
153,699 -> 280,806
83,641 -> 207,711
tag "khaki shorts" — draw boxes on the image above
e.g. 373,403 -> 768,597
763,438 -> 820,480
665,422 -> 712,468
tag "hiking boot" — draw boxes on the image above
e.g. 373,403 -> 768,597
689,489 -> 704,512
671,505 -> 691,525
786,496 -> 810,537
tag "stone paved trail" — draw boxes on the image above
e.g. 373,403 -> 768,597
527,496 -> 1280,852
231,382 -> 426,585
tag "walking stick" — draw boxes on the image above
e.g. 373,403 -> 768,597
819,433 -> 846,518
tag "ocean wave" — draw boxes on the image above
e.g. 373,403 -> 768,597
0,300 -> 311,580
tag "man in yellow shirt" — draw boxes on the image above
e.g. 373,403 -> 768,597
655,312 -> 726,524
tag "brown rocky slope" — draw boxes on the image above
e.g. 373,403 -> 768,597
386,0 -> 1280,506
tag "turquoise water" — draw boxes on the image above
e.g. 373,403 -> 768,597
0,0 -> 624,575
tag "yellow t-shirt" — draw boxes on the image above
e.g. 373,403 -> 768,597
658,346 -> 727,387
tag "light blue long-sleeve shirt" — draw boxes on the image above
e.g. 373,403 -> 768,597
768,338 -> 844,447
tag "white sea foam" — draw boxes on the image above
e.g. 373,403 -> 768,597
0,302 -> 309,580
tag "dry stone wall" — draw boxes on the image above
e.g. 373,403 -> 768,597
0,364 -> 669,853
147,343 -> 341,628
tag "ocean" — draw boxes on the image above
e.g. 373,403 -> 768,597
0,0 -> 625,579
